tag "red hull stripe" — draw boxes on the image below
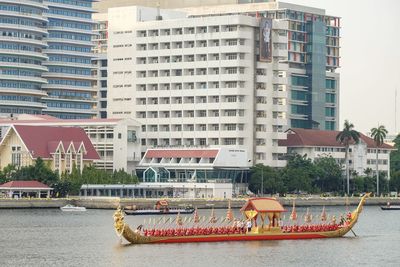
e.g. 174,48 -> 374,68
152,233 -> 327,244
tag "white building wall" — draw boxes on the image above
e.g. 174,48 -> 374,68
254,19 -> 288,167
107,6 -> 258,164
288,143 -> 392,177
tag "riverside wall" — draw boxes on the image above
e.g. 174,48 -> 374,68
1,196 -> 400,209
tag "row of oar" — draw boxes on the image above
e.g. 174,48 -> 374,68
143,215 -> 237,230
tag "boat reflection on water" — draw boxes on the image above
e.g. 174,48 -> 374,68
113,193 -> 370,245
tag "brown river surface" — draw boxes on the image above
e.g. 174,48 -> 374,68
0,206 -> 399,267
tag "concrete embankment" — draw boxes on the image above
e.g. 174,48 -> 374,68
0,198 -> 68,209
1,196 -> 400,209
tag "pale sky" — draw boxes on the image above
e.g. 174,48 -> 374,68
284,0 -> 400,135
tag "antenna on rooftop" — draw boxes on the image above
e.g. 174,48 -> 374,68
156,1 -> 162,21
395,88 -> 398,134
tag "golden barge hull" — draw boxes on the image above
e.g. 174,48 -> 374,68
114,193 -> 369,245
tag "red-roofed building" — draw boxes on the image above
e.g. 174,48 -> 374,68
278,128 -> 395,178
0,181 -> 53,198
0,114 -> 141,174
0,125 -> 99,175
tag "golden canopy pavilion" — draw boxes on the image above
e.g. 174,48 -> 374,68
241,197 -> 286,233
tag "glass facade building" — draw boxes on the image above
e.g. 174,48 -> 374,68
0,0 -> 49,116
42,0 -> 96,119
283,10 -> 340,130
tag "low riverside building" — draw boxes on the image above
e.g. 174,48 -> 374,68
80,182 -> 232,199
80,147 -> 250,199
137,147 -> 250,196
279,128 -> 395,178
0,181 -> 52,198
0,125 -> 99,174
0,114 -> 141,174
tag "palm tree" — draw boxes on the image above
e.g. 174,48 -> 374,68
336,120 -> 361,195
370,125 -> 388,196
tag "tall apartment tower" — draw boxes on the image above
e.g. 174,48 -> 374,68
0,0 -> 49,116
42,0 -> 97,119
0,0 -> 97,119
106,2 -> 340,166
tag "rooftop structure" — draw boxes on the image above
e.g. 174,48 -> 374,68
93,0 -> 276,13
137,147 -> 250,195
279,128 -> 394,178
0,180 -> 52,198
0,125 -> 99,174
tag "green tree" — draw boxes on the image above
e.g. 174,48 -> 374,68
390,139 -> 400,172
313,156 -> 342,192
10,158 -> 58,186
249,164 -> 285,195
371,125 -> 388,196
364,176 -> 376,193
353,176 -> 365,193
377,171 -> 389,195
390,171 -> 400,192
282,154 -> 315,193
336,120 -> 360,195
364,168 -> 373,176
64,165 -> 83,195
112,169 -> 139,184
0,164 -> 16,183
52,180 -> 72,198
60,165 -> 139,195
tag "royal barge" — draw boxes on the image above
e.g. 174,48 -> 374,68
113,193 -> 369,245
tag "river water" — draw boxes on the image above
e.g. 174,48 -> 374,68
0,206 -> 399,267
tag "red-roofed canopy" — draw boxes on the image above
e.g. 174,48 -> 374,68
0,181 -> 51,189
241,198 -> 286,213
145,149 -> 219,158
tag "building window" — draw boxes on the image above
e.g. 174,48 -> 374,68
65,152 -> 72,173
224,138 -> 236,145
127,130 -> 137,143
54,152 -> 61,171
76,152 -> 82,172
199,138 -> 207,146
11,146 -> 21,166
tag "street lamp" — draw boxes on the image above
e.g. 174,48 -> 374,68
261,167 -> 264,197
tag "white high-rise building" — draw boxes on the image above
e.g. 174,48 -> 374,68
106,2 -> 340,167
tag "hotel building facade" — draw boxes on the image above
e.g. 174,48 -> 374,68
105,2 -> 340,167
